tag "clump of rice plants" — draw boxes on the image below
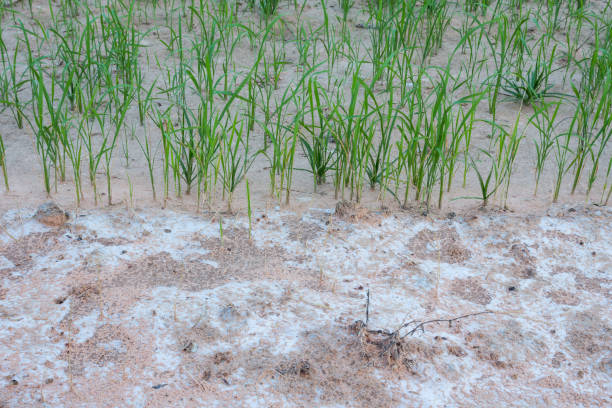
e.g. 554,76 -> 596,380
502,59 -> 561,104
259,0 -> 280,19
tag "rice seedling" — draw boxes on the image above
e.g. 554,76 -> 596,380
446,93 -> 481,195
601,157 -> 612,205
486,15 -> 527,117
569,84 -> 605,196
219,114 -> 255,212
127,173 -> 135,210
260,91 -> 297,200
295,24 -> 316,69
246,178 -> 252,239
267,39 -> 287,90
572,65 -> 612,200
79,99 -> 104,205
98,93 -> 132,206
460,150 -> 499,207
171,107 -> 199,196
190,102 -> 221,207
586,113 -> 612,200
28,67 -> 62,195
366,0 -> 404,82
299,78 -> 337,191
217,13 -> 242,97
552,114 -> 576,203
102,0 -> 142,107
135,125 -> 158,200
530,99 -> 562,195
495,109 -> 527,209
0,36 -> 25,129
319,0 -> 341,80
365,91 -> 397,192
401,67 -> 471,209
422,0 -> 452,59
58,111 -> 84,206
326,63 -> 368,201
0,131 -> 7,191
136,76 -> 157,127
338,0 -> 353,24
464,0 -> 489,14
122,127 -> 131,168
259,0 -> 280,21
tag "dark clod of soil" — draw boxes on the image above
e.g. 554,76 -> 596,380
213,351 -> 232,365
334,201 -> 374,222
34,202 -> 69,227
276,360 -> 311,378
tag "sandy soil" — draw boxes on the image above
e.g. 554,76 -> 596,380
0,202 -> 610,407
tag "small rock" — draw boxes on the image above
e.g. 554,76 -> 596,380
152,383 -> 167,389
35,202 -> 69,227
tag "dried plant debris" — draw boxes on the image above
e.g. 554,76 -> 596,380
349,297 -> 493,371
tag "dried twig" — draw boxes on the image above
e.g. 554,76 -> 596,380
354,291 -> 494,362
399,311 -> 494,338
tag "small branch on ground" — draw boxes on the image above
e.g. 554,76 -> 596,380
350,291 -> 494,365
